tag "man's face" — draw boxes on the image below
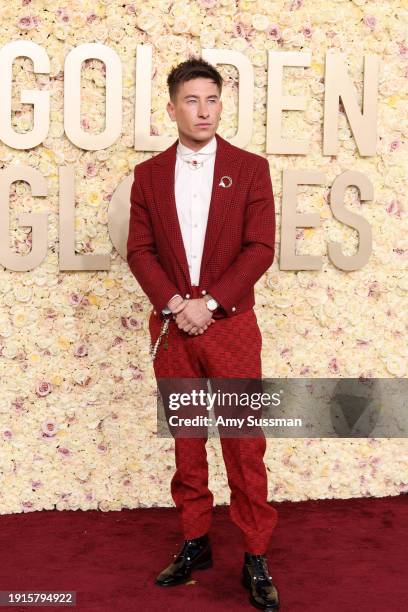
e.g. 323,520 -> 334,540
166,77 -> 222,145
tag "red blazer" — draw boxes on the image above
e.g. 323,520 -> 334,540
127,132 -> 276,318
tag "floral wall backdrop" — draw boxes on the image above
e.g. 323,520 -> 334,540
0,0 -> 407,514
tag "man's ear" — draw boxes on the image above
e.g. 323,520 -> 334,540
167,100 -> 176,122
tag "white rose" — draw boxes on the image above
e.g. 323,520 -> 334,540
384,356 -> 406,377
13,285 -> 32,302
173,18 -> 190,34
3,340 -> 20,359
252,14 -> 269,31
231,38 -> 249,51
12,308 -> 29,328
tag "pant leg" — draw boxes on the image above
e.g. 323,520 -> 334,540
197,308 -> 278,554
149,311 -> 213,539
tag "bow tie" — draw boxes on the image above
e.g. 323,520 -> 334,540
177,149 -> 215,170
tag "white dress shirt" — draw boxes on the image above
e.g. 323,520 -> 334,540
162,135 -> 217,314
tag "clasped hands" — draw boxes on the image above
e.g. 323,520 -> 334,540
168,295 -> 215,335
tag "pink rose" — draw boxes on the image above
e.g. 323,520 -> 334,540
74,344 -> 88,357
266,25 -> 281,40
302,25 -> 312,38
368,281 -> 381,297
328,358 -> 340,374
386,199 -> 402,218
36,381 -> 52,397
42,419 -> 58,436
122,316 -> 142,330
363,15 -> 377,30
233,23 -> 253,39
390,139 -> 401,151
86,12 -> 98,24
130,366 -> 144,380
69,292 -> 84,307
398,43 -> 408,59
131,301 -> 144,312
85,162 -> 97,178
18,16 -> 36,30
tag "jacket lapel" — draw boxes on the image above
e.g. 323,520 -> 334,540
152,132 -> 242,287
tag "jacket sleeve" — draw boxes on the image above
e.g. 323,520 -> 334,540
127,165 -> 181,313
207,157 -> 276,315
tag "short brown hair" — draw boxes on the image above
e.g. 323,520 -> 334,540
167,57 -> 223,102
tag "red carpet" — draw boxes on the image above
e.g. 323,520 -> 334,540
1,495 -> 407,611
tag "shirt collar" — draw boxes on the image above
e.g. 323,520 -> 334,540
177,134 -> 217,157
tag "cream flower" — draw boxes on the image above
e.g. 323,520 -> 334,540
13,285 -> 33,302
173,18 -> 190,34
384,356 -> 406,377
252,14 -> 269,31
137,11 -> 159,32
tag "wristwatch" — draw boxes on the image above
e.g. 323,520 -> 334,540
205,296 -> 219,312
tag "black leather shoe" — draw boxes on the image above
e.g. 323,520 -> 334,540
242,553 -> 280,610
155,534 -> 212,587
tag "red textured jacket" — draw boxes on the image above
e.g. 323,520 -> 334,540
127,132 -> 276,319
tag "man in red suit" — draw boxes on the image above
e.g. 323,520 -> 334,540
127,57 -> 279,610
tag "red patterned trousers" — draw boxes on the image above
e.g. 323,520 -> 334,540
148,286 -> 278,554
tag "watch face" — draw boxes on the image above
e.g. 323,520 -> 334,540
207,298 -> 218,311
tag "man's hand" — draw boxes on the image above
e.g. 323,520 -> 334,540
168,295 -> 187,314
174,298 -> 215,335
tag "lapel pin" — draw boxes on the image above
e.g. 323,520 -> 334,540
219,176 -> 232,188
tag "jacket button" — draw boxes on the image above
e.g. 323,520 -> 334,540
185,293 -> 190,299
201,290 -> 207,295
232,306 -> 236,312
153,310 -> 157,315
